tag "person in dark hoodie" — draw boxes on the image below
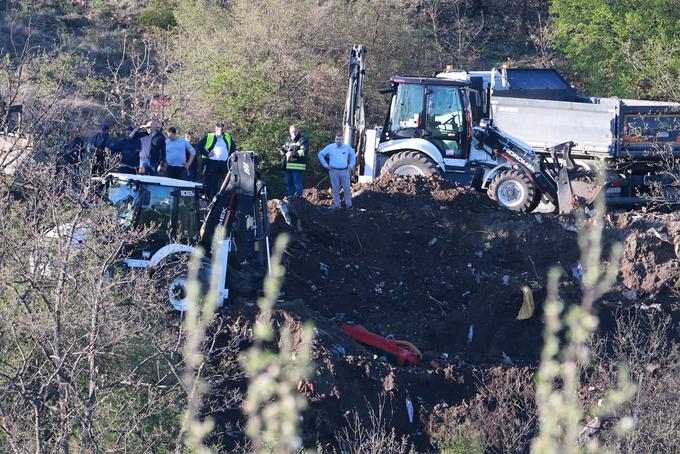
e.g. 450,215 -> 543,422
110,126 -> 141,174
87,123 -> 113,176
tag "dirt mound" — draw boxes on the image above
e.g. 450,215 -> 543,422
272,176 -> 583,364
608,212 -> 680,306
230,174 -> 680,450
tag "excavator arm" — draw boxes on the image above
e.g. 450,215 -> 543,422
199,152 -> 270,296
343,45 -> 367,170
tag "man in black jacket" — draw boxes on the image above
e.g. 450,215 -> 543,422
129,120 -> 166,175
280,124 -> 308,197
110,126 -> 141,174
87,124 -> 113,176
197,122 -> 236,200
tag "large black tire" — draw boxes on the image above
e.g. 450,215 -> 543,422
488,169 -> 539,212
156,260 -> 211,312
380,151 -> 442,178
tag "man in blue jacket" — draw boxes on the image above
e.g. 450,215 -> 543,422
318,132 -> 356,209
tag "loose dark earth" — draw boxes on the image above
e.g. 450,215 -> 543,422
212,175 -> 680,450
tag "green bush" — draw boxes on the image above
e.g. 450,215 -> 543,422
139,7 -> 177,30
550,0 -> 680,99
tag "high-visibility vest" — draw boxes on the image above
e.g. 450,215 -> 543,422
283,135 -> 308,171
205,133 -> 233,154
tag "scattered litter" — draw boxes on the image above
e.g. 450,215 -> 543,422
501,351 -> 514,366
462,290 -> 471,296
560,222 -> 578,233
646,227 -> 669,242
571,263 -> 584,280
428,237 -> 438,246
640,303 -> 661,312
622,290 -> 637,300
474,250 -> 483,258
335,345 -> 346,357
277,201 -> 292,225
502,275 -> 510,286
483,242 -> 492,251
332,312 -> 346,321
534,214 -> 543,224
467,324 -> 475,347
320,262 -> 329,278
517,286 -> 535,320
405,395 -> 414,424
441,353 -> 449,360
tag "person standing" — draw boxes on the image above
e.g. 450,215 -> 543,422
110,126 -> 141,174
57,127 -> 84,174
87,124 -> 113,176
164,127 -> 196,180
184,130 -> 200,181
130,120 -> 166,175
280,124 -> 308,197
317,132 -> 356,209
198,123 -> 235,200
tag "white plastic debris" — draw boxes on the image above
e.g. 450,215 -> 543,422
405,397 -> 414,424
501,351 -> 514,366
623,290 -> 637,300
467,324 -> 475,346
428,237 -> 438,246
502,275 -> 510,286
560,222 -> 579,233
571,263 -> 584,280
646,227 -> 669,242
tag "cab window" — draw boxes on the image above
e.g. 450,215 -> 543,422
387,83 -> 424,137
137,185 -> 174,248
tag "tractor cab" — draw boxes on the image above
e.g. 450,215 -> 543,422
105,173 -> 203,262
380,77 -> 473,165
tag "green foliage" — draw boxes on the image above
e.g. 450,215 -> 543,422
208,64 -> 332,196
550,0 -> 680,99
140,6 -> 178,30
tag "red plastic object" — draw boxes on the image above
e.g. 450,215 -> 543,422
341,325 -> 422,367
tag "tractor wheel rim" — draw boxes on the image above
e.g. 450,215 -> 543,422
168,276 -> 188,311
394,165 -> 425,176
497,180 -> 525,207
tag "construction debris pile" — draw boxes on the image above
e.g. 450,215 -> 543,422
220,175 -> 679,450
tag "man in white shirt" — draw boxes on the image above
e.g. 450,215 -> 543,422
198,122 -> 236,200
318,132 -> 356,209
164,127 -> 195,180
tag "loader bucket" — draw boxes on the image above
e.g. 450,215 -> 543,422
557,168 -> 602,214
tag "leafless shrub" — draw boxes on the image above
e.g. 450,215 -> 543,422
435,367 -> 536,453
335,395 -> 412,454
588,311 -> 680,453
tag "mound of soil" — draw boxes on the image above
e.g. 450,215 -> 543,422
215,175 -> 679,450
